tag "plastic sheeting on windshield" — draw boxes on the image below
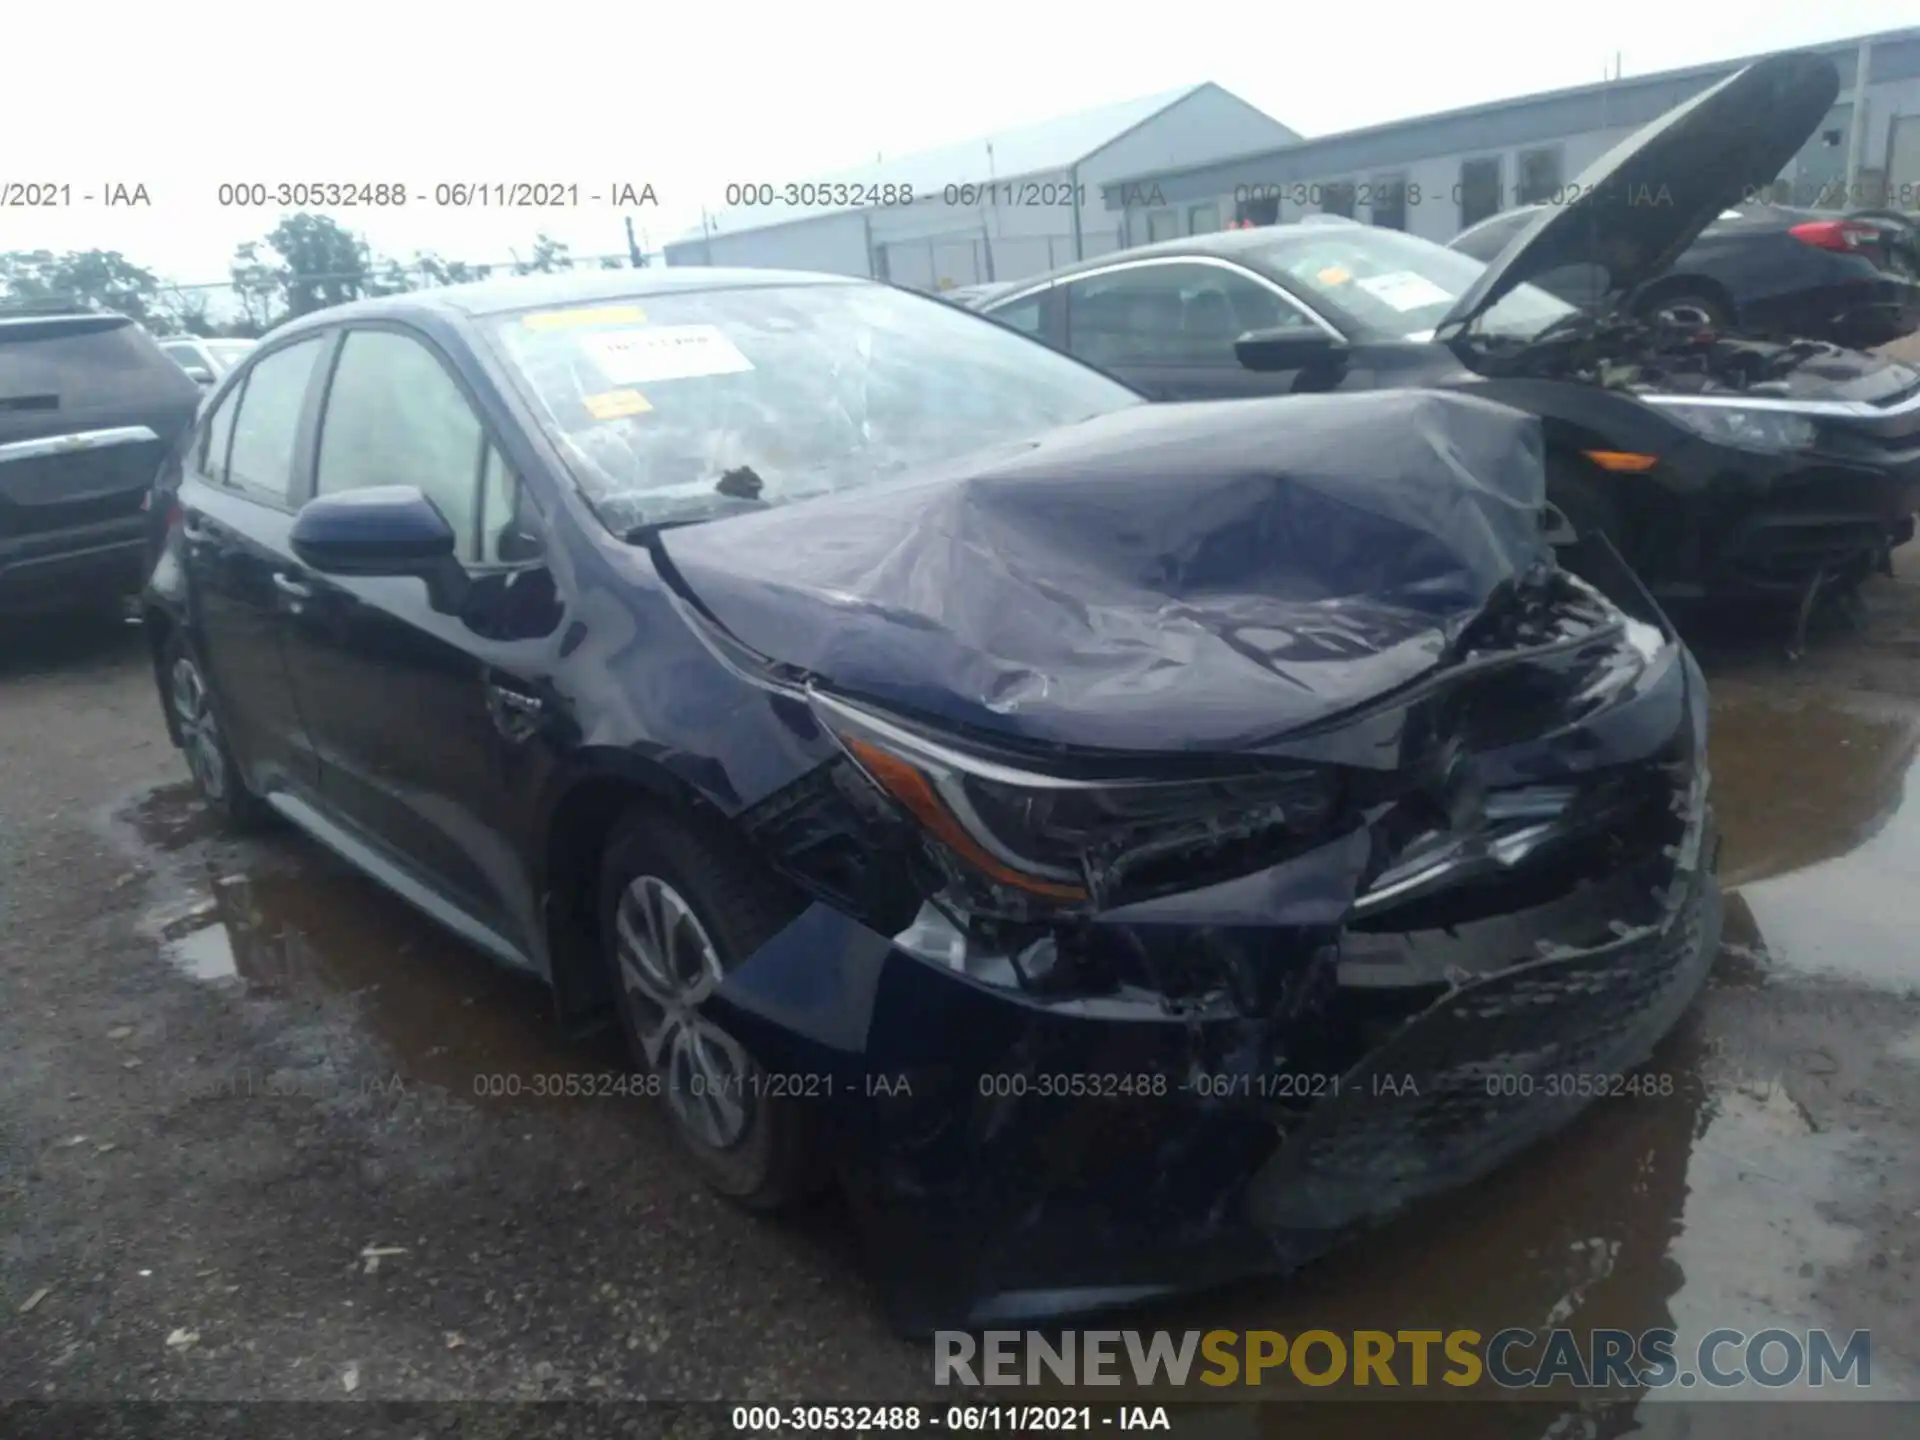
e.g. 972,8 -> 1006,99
656,388 -> 1549,754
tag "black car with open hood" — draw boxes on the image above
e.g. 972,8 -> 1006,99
979,50 -> 1920,642
142,267 -> 1720,1333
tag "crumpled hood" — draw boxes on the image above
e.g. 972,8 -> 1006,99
656,389 -> 1549,753
1437,50 -> 1841,338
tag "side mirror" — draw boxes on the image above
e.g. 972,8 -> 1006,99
1235,328 -> 1348,373
290,485 -> 470,613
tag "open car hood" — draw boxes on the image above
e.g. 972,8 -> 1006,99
1435,50 -> 1841,339
656,390 -> 1550,755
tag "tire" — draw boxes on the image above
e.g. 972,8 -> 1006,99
159,631 -> 271,829
1637,287 -> 1731,330
597,807 -> 824,1211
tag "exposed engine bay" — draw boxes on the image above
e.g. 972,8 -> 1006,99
1469,307 -> 1873,396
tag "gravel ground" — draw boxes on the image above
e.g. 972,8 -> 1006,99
4,463 -> 1920,1436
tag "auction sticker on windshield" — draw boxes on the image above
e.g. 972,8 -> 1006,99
1353,271 -> 1454,311
582,388 -> 652,420
583,324 -> 754,384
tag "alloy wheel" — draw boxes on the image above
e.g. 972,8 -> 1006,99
170,656 -> 228,803
1656,300 -> 1719,329
614,874 -> 756,1151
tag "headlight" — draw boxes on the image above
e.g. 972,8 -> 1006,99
1654,402 -> 1817,452
808,688 -> 1339,919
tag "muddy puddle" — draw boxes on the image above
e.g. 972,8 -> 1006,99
124,783 -> 627,1107
110,669 -> 1920,1425
1709,683 -> 1920,992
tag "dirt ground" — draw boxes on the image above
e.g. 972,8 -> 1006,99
5,454 -> 1920,1435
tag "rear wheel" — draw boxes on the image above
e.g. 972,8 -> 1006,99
598,807 -> 824,1211
160,632 -> 270,829
1637,287 -> 1731,330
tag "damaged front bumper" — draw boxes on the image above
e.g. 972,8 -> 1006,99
706,569 -> 1722,1333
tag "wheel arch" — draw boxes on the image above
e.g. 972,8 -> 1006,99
143,604 -> 183,747
535,747 -> 744,1032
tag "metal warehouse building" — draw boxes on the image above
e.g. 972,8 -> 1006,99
660,84 -> 1300,289
1100,27 -> 1920,251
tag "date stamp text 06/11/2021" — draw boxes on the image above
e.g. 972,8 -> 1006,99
0,181 -> 661,209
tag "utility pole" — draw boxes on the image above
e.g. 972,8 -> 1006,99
1844,38 -> 1874,205
624,214 -> 645,267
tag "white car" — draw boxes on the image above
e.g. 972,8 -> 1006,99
158,337 -> 257,388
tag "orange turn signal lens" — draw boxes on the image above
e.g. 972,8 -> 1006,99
842,736 -> 1089,901
1582,450 -> 1659,473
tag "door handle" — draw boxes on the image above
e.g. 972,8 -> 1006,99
272,572 -> 314,600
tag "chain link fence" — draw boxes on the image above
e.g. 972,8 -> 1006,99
140,251 -> 645,336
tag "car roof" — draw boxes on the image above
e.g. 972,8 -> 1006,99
0,308 -> 135,331
269,266 -> 862,339
990,224 -> 1374,293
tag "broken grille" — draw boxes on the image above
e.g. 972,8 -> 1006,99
1247,801 -> 1716,1231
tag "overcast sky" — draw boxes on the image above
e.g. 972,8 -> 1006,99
3,1 -> 1912,286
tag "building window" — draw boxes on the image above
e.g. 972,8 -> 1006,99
1319,180 -> 1356,218
1369,175 -> 1408,231
1235,193 -> 1280,227
1146,209 -> 1180,243
1459,156 -> 1502,228
1187,202 -> 1220,234
1516,147 -> 1563,205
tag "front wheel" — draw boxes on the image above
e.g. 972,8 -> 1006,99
597,808 -> 825,1211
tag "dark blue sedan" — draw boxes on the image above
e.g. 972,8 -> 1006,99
141,268 -> 1720,1331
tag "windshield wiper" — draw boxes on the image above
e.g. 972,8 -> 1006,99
622,515 -> 715,544
618,469 -> 773,543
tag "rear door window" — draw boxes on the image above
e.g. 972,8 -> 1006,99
983,291 -> 1045,337
1062,263 -> 1310,369
224,337 -> 327,505
196,382 -> 243,485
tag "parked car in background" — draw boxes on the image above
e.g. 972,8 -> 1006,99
0,309 -> 201,623
159,337 -> 257,389
941,280 -> 1017,307
1449,200 -> 1920,349
143,266 -> 1717,1332
977,52 -> 1920,634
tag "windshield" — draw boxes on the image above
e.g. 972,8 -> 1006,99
205,341 -> 256,368
490,281 -> 1140,533
1250,227 -> 1578,341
